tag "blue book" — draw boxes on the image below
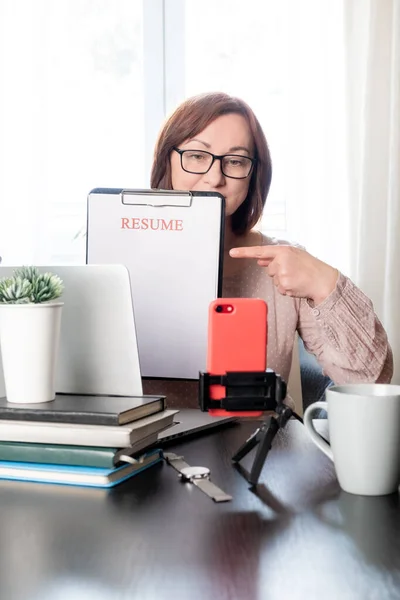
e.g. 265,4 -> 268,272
0,449 -> 163,488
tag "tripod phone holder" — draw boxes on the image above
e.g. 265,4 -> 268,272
199,369 -> 303,486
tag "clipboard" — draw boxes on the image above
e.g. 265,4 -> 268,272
86,188 -> 225,380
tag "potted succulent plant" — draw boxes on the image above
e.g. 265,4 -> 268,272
0,266 -> 64,404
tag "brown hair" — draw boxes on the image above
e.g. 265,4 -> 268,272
150,92 -> 272,235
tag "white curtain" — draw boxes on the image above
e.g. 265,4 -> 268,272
276,0 -> 399,382
344,0 -> 400,383
277,1 -> 350,274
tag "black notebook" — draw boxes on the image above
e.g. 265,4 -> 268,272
0,395 -> 165,426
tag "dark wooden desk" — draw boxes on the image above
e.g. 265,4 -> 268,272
0,420 -> 400,600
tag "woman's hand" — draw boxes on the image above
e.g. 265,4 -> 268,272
229,245 -> 339,305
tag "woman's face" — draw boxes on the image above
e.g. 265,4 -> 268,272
170,113 -> 254,218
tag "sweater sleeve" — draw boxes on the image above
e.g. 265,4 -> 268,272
297,273 -> 393,384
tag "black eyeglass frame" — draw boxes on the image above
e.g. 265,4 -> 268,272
173,147 -> 256,180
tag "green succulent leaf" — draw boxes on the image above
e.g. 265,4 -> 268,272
0,277 -> 32,304
13,266 -> 40,283
0,267 -> 64,304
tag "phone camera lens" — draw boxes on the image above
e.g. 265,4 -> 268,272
215,305 -> 223,313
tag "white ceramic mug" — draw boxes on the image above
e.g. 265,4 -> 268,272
303,384 -> 400,496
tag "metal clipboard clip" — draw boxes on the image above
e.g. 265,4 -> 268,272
121,189 -> 193,208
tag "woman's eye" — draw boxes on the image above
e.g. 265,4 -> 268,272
187,153 -> 205,160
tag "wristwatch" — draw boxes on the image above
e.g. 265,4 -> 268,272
163,452 -> 232,503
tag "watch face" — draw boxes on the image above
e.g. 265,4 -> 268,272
180,466 -> 210,480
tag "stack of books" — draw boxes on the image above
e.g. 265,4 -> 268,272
0,395 -> 177,488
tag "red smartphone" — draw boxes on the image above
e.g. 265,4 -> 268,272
207,298 -> 268,417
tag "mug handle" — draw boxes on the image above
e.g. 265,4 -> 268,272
303,401 -> 333,461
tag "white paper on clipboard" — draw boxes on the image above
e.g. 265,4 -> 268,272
86,188 -> 225,380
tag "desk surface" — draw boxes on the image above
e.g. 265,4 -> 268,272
0,419 -> 400,600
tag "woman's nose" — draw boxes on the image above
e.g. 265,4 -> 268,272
203,158 -> 225,187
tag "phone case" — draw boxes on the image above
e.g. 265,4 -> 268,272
207,298 -> 268,417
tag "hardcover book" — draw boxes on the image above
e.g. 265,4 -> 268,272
0,448 -> 163,488
0,432 -> 159,468
0,394 -> 165,426
0,410 -> 178,447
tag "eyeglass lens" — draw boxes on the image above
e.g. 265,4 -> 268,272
181,150 -> 252,178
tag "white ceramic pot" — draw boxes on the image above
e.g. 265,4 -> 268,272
0,302 -> 63,404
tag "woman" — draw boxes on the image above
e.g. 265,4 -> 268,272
143,92 -> 393,407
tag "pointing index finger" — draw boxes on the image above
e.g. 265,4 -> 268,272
229,245 -> 280,259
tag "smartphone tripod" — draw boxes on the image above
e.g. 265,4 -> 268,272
199,369 -> 303,486
231,401 -> 303,485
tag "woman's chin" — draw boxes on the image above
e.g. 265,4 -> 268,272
224,207 -> 236,217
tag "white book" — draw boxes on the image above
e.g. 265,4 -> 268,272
0,410 -> 178,447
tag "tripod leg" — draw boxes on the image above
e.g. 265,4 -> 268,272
231,425 -> 261,463
248,417 -> 280,486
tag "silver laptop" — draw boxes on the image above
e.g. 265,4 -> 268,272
0,264 -> 143,398
158,409 -> 238,444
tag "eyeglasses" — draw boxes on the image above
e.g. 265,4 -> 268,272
173,147 -> 256,180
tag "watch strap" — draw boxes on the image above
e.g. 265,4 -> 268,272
194,478 -> 232,503
164,453 -> 191,473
